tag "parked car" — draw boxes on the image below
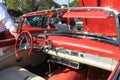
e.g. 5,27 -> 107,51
1,0 -> 120,80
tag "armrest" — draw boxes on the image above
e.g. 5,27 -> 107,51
0,38 -> 16,47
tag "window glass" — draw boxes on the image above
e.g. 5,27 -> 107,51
23,16 -> 43,28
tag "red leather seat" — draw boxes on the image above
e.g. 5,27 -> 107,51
48,68 -> 87,80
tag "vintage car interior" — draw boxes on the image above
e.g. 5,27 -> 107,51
1,0 -> 120,80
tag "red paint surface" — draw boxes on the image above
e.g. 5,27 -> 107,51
78,0 -> 120,11
0,32 -> 15,47
77,0 -> 119,36
63,8 -> 117,36
83,18 -> 117,36
63,11 -> 109,19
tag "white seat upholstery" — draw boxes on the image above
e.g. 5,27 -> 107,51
0,66 -> 45,80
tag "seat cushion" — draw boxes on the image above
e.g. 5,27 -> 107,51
0,66 -> 45,80
48,68 -> 87,80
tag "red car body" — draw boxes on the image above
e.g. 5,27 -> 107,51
13,0 -> 120,80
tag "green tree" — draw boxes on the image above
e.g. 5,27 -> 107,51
70,0 -> 79,7
38,0 -> 60,10
5,0 -> 17,10
8,9 -> 23,17
15,0 -> 42,13
5,0 -> 60,14
4,0 -> 23,17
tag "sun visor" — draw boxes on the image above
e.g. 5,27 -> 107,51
63,11 -> 110,19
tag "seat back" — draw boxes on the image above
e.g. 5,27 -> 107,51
0,66 -> 45,80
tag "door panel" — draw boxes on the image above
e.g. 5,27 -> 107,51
108,62 -> 120,80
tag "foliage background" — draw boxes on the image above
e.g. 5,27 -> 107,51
4,0 -> 79,17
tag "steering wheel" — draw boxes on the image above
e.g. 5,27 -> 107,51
15,31 -> 33,62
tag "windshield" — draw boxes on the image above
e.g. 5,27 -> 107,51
45,16 -> 118,46
54,24 -> 70,32
20,7 -> 119,46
